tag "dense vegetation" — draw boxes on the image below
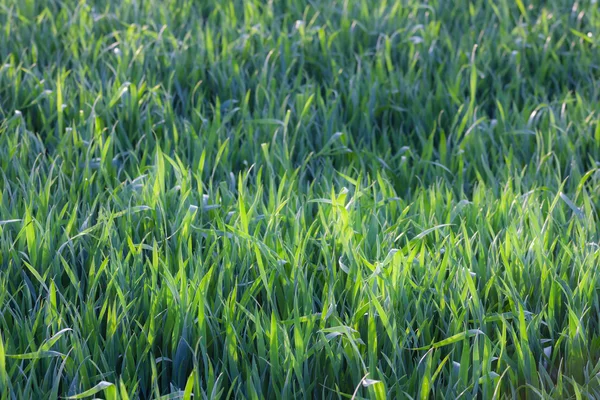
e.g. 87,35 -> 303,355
1,0 -> 600,398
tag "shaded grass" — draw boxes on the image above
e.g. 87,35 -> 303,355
1,0 -> 600,398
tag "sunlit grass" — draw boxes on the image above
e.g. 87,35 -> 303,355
1,0 -> 600,398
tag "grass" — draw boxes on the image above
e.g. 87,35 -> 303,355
0,0 -> 600,398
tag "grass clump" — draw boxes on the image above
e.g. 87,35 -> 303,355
1,0 -> 600,398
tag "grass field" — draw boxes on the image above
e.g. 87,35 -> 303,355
1,0 -> 600,398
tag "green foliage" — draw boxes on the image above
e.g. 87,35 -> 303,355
1,0 -> 600,398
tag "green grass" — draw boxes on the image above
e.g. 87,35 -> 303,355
1,0 -> 600,398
